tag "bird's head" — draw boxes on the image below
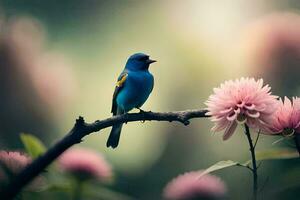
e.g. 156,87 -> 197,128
125,53 -> 156,71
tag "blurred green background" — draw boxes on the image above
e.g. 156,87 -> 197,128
0,0 -> 299,199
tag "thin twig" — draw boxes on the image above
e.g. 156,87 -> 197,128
256,161 -> 262,169
236,163 -> 253,172
253,130 -> 260,149
0,109 -> 208,199
244,124 -> 258,200
259,176 -> 269,193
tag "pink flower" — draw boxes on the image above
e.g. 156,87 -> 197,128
0,16 -> 77,148
0,151 -> 43,190
58,148 -> 112,181
206,77 -> 278,140
5,17 -> 77,113
269,97 -> 300,135
240,13 -> 300,95
163,171 -> 226,200
0,151 -> 31,176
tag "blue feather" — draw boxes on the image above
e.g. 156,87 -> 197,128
107,53 -> 156,148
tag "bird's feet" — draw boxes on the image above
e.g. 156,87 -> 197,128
123,113 -> 129,124
137,108 -> 151,113
137,108 -> 146,113
136,108 -> 151,123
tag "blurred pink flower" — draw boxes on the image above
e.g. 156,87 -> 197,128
206,77 -> 278,140
269,97 -> 300,135
163,171 -> 226,200
58,148 -> 112,181
5,17 -> 77,113
0,151 -> 31,174
0,16 -> 77,148
0,151 -> 43,190
240,12 -> 300,96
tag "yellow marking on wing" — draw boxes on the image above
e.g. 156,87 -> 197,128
116,74 -> 128,87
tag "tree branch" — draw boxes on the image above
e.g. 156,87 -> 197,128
1,109 -> 208,199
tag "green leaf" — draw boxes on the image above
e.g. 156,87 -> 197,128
199,160 -> 239,177
20,133 -> 46,159
244,148 -> 299,165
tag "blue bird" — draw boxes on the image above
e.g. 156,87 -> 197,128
107,53 -> 156,148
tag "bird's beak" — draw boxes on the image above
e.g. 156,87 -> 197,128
147,59 -> 157,64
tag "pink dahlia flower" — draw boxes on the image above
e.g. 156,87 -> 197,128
163,171 -> 226,200
206,77 -> 278,140
269,97 -> 300,135
0,151 -> 43,190
58,148 -> 112,181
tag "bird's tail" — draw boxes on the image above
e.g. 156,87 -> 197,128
106,123 -> 123,148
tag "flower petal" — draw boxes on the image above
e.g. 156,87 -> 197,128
223,121 -> 238,140
246,110 -> 260,118
244,103 -> 255,110
226,112 -> 237,121
220,107 -> 233,114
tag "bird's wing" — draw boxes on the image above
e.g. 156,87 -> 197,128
150,74 -> 154,93
111,71 -> 128,115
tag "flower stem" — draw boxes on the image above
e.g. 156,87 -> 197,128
72,179 -> 83,200
244,124 -> 258,200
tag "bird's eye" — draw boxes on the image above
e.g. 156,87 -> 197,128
139,56 -> 149,61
